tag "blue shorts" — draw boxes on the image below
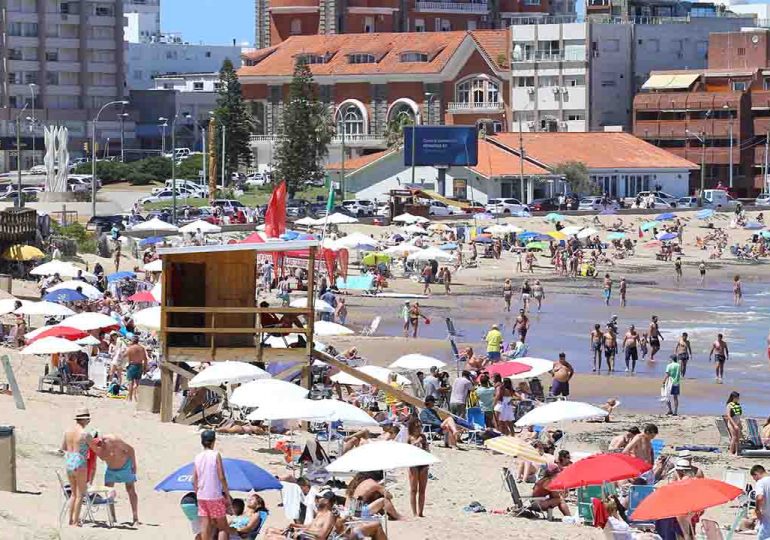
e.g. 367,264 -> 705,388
670,384 -> 680,396
126,363 -> 142,381
105,458 -> 137,485
487,351 -> 501,361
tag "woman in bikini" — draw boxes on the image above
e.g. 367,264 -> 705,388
407,417 -> 430,517
61,408 -> 94,526
733,275 -> 743,306
503,278 -> 513,312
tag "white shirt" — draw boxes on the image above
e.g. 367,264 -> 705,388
604,516 -> 633,539
757,475 -> 770,534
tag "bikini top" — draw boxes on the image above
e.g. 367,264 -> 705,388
728,402 -> 743,417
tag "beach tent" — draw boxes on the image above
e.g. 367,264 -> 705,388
389,354 -> 446,370
326,441 -> 439,472
640,221 -> 658,232
76,335 -> 101,346
131,217 -> 179,233
515,400 -> 608,427
230,379 -> 308,408
392,213 -> 420,224
656,212 -> 675,221
155,459 -> 280,493
561,226 -> 582,236
43,289 -> 87,303
295,216 -> 319,226
383,244 -> 421,256
484,436 -> 553,464
189,361 -> 270,388
26,326 -> 87,343
247,398 -> 333,422
607,232 -> 626,240
505,357 -> 554,380
545,213 -> 565,222
335,233 -> 378,250
657,232 -> 678,241
577,227 -> 598,239
325,213 -> 359,225
0,298 -> 31,316
179,219 -> 222,234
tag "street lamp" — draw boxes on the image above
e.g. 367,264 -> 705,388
685,128 -> 707,207
92,100 -> 129,216
168,112 -> 180,224
28,83 -> 37,165
15,102 -> 29,208
184,112 -> 207,190
118,112 -> 129,163
158,117 -> 168,155
424,92 -> 436,125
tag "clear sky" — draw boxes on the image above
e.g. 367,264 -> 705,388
161,0 -> 254,46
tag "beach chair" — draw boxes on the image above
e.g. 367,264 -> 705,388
528,379 -> 546,401
38,367 -> 65,393
651,439 -> 665,461
501,467 -> 553,520
360,316 -> 381,336
627,484 -> 656,528
56,471 -> 115,527
743,419 -> 770,456
715,418 -> 732,449
445,317 -> 463,338
700,518 -> 724,540
463,407 -> 486,445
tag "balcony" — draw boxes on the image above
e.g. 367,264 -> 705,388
250,134 -> 386,147
511,51 -> 586,63
448,102 -> 504,113
414,1 -> 488,13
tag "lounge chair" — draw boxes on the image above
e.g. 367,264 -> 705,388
627,484 -> 656,528
56,471 -> 115,527
501,467 -> 553,520
38,367 -> 64,393
744,419 -> 770,457
528,379 -> 546,401
462,407 -> 486,445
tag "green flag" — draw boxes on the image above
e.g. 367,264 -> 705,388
326,177 -> 335,212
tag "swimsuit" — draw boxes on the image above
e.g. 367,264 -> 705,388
126,363 -> 142,381
495,396 -> 514,422
551,379 -> 569,397
65,440 -> 89,474
715,353 -> 726,363
105,458 -> 137,485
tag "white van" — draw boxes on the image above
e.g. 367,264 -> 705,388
702,189 -> 730,208
152,179 -> 206,195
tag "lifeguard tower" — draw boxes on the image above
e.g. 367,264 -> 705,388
156,240 -> 319,422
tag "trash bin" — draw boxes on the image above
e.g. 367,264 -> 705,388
136,379 -> 161,413
0,426 -> 16,492
0,275 -> 11,294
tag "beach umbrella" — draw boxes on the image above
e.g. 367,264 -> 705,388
438,242 -> 458,251
330,365 -> 410,386
230,379 -> 308,408
361,252 -> 390,266
515,400 -> 608,427
549,453 -> 652,491
179,219 -> 222,234
27,326 -> 88,343
484,436 -> 553,464
505,357 -> 555,380
517,231 -> 539,240
76,335 -> 101,346
657,232 -> 678,241
0,298 -> 30,316
485,360 -> 531,379
630,478 -> 742,522
139,236 -> 165,247
544,213 -> 565,222
327,441 -> 439,473
744,222 -> 764,230
505,224 -> 524,233
607,232 -> 626,241
128,290 -> 158,304
696,209 -> 715,220
547,231 -> 567,241
577,227 -> 598,239
485,224 -> 509,235
155,458 -> 281,493
107,271 -> 136,282
151,282 -> 162,302
389,354 -> 446,370
132,306 -> 161,331
143,259 -> 163,272
640,221 -> 658,232
289,297 -> 335,314
325,212 -> 359,225
30,260 -> 95,280
16,301 -> 74,317
526,241 -> 549,251
189,361 -> 270,388
247,398 -> 333,422
43,289 -> 88,303
561,226 -> 582,236
317,399 -> 379,427
428,223 -> 449,232
240,232 -> 266,244
336,232 -> 378,250
383,244 -> 421,256
403,224 -> 428,236
21,336 -> 82,355
407,247 -> 454,262
2,245 -> 45,261
314,320 -> 355,336
295,216 -> 319,226
131,217 -> 179,233
59,312 -> 120,331
48,280 -> 103,300
656,212 -> 675,221
392,212 -> 419,224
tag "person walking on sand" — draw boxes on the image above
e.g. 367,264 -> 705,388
193,430 -> 232,540
699,260 -> 707,286
619,277 -> 627,307
709,333 -> 729,384
515,249 -> 523,273
675,332 -> 693,377
503,278 -> 513,312
90,434 -> 139,524
409,302 -> 428,338
724,391 -> 743,455
421,264 -> 432,296
603,274 -> 612,306
113,240 -> 122,272
514,309 -> 529,343
590,323 -> 603,372
648,315 -> 663,362
663,355 -> 682,416
123,335 -> 148,402
622,325 -> 640,373
532,280 -> 545,312
441,267 -> 451,295
674,257 -> 683,284
406,417 -> 430,517
603,323 -> 618,372
734,275 -> 743,306
62,408 -> 94,526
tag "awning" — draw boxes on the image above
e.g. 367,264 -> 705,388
411,189 -> 471,209
642,73 -> 699,91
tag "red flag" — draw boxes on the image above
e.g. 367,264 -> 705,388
638,227 -> 643,239
337,248 -> 350,279
265,181 -> 287,238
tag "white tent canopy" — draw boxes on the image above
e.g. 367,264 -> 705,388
132,306 -> 161,331
59,312 -> 119,331
330,365 -> 410,386
327,441 -> 439,472
382,244 -> 422,256
21,336 -> 82,355
389,354 -> 446,370
150,282 -> 162,303
407,247 -> 454,262
16,301 -> 75,317
230,379 -> 309,408
179,220 -> 222,234
131,217 -> 179,233
30,260 -> 96,281
189,361 -> 270,388
515,400 -> 608,427
48,280 -> 104,300
295,216 -> 319,227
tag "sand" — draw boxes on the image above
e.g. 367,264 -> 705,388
0,208 -> 766,539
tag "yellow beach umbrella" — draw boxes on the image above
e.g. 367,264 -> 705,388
2,245 -> 45,261
484,436 -> 554,464
547,231 -> 567,241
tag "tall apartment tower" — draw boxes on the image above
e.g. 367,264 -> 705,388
0,0 -> 127,169
123,0 -> 160,43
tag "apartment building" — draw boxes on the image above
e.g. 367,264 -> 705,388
123,0 -> 160,43
0,0 -> 127,171
633,29 -> 770,196
509,13 -> 754,133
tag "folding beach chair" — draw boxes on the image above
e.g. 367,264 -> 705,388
736,419 -> 770,457
627,484 -> 656,528
360,316 -> 381,336
445,317 -> 463,338
528,379 -> 546,401
714,417 -> 731,449
463,407 -> 486,445
651,439 -> 665,461
56,471 -> 115,527
501,467 -> 552,520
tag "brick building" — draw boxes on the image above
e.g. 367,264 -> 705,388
633,29 -> 770,197
238,30 -> 510,169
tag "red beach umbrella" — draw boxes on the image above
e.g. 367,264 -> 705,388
240,232 -> 265,244
631,478 -> 743,521
29,326 -> 88,343
127,291 -> 157,303
549,453 -> 651,490
484,361 -> 531,379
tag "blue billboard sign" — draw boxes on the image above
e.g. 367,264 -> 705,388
403,125 -> 478,167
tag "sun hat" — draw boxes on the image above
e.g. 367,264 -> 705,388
675,458 -> 692,471
74,407 -> 91,420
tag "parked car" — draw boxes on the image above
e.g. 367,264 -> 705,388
69,174 -> 102,190
287,199 -> 308,218
87,214 -> 133,232
152,179 -> 207,196
578,197 -> 620,212
211,199 -> 246,215
755,193 -> 770,207
244,173 -> 269,187
67,177 -> 90,193
528,197 -> 560,212
627,190 -> 678,207
140,187 -> 201,204
375,201 -> 390,217
341,199 -> 375,217
485,197 -> 529,215
676,196 -> 699,208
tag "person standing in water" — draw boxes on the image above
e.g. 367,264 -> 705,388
590,324 -> 603,372
622,325 -> 640,373
648,315 -> 663,362
514,309 -> 530,343
603,274 -> 613,306
699,261 -> 707,286
733,275 -> 742,306
604,323 -> 618,372
709,333 -> 729,384
521,279 -> 532,312
674,257 -> 683,283
503,278 -> 513,312
675,332 -> 693,377
619,277 -> 627,307
532,280 -> 545,312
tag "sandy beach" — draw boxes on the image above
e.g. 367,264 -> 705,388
0,208 -> 768,539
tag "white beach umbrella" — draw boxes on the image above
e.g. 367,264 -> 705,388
504,356 -> 555,380
30,260 -> 96,281
407,247 -> 454,262
403,224 -> 428,236
143,259 -> 163,273
131,217 -> 179,233
392,212 -> 419,224
59,312 -> 120,331
335,233 -> 378,250
506,224 -> 524,233
295,216 -> 319,227
331,365 -> 410,386
577,227 -> 598,239
561,226 -> 582,236
230,379 -> 309,408
21,336 -> 82,355
76,335 -> 101,346
327,441 -> 439,473
317,399 -> 378,427
0,298 -> 31,316
382,243 -> 422,256
247,398 -> 332,422
179,219 -> 222,234
48,280 -> 104,300
427,223 -> 449,232
314,320 -> 354,336
413,215 -> 430,224
16,301 -> 75,317
325,213 -> 359,225
485,224 -> 510,235
389,354 -> 446,371
189,361 -> 270,388
150,282 -> 162,302
132,306 -> 161,331
289,297 -> 335,314
515,400 -> 608,427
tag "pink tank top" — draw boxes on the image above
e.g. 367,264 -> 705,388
194,449 -> 223,500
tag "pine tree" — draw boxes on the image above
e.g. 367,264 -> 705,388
213,59 -> 253,186
273,58 -> 333,197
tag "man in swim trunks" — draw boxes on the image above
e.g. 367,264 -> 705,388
91,434 -> 139,524
623,423 -> 658,465
123,335 -> 148,402
550,353 -> 574,397
648,315 -> 663,362
709,333 -> 729,384
622,325 -> 640,373
589,323 -> 603,372
674,332 -> 693,377
603,324 -> 618,372
514,309 -> 529,343
674,257 -> 683,283
603,274 -> 612,306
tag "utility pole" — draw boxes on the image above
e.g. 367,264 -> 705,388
765,131 -> 769,194
518,117 -> 525,203
220,127 -> 226,188
171,115 -> 177,224
700,133 -> 706,207
208,117 -> 217,203
728,115 -> 733,189
410,125 -> 416,186
119,112 -> 128,162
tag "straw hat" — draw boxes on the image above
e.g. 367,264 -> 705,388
675,458 -> 693,471
74,407 -> 91,420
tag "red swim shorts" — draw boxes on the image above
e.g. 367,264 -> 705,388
198,498 -> 227,519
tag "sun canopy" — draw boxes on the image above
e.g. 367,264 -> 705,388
389,354 -> 446,370
313,320 -> 355,336
58,312 -> 120,331
16,301 -> 75,317
289,297 -> 335,313
179,220 -> 222,234
642,73 -> 699,91
407,247 -> 454,262
550,453 -> 652,490
30,260 -> 96,281
330,365 -> 410,386
484,436 -> 552,464
48,280 -> 103,300
143,259 -> 163,272
631,478 -> 742,521
326,441 -> 439,472
131,217 -> 179,233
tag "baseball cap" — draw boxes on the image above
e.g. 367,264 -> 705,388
200,430 -> 216,444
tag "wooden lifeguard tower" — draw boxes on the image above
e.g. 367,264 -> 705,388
156,240 -> 319,422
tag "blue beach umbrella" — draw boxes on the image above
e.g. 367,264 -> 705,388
640,221 -> 658,232
280,230 -> 300,240
656,213 -> 675,221
696,209 -> 715,220
43,289 -> 88,303
657,232 -> 678,241
544,213 -> 565,222
154,458 -> 281,493
107,271 -> 136,282
744,222 -> 764,230
439,242 -> 458,251
517,231 -> 538,240
139,236 -> 164,247
607,232 -> 626,240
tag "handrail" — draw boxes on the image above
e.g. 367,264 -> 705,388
163,306 -> 311,314
165,326 -> 308,335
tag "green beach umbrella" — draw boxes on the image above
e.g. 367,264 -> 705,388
640,221 -> 658,232
527,241 -> 549,251
545,213 -> 565,222
607,232 -> 626,240
361,252 -> 391,266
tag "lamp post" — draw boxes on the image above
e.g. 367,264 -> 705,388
119,112 -> 129,163
686,129 -> 707,207
15,103 -> 29,208
170,113 -> 179,224
159,117 -> 168,155
92,100 -> 129,216
28,83 -> 36,165
424,92 -> 435,125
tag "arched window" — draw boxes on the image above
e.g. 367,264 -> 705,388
290,18 -> 302,35
456,76 -> 500,107
337,103 -> 366,136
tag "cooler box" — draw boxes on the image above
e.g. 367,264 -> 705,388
136,379 -> 161,413
0,426 -> 16,492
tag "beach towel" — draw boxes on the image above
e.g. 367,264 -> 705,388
592,498 -> 609,528
280,481 -> 302,521
674,445 -> 720,453
335,275 -> 374,291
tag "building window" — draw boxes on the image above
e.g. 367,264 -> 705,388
214,82 -> 222,91
24,72 -> 38,85
567,113 -> 585,121
516,76 -> 535,87
337,105 -> 365,136
456,76 -> 500,106
453,178 -> 467,199
645,39 -> 660,53
45,50 -> 59,62
415,18 -> 425,32
764,77 -> 770,91
46,72 -> 59,85
400,52 -> 428,62
298,54 -> 325,64
205,51 -> 212,58
193,82 -> 204,91
95,4 -> 114,16
737,47 -> 746,56
8,49 -> 22,61
348,53 -> 376,64
133,70 -> 143,80
524,0 -> 540,4
732,81 -> 748,91
290,18 -> 302,35
538,76 -> 558,87
564,75 -> 585,86
436,18 -> 451,31
364,16 -> 374,33
163,83 -> 172,89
